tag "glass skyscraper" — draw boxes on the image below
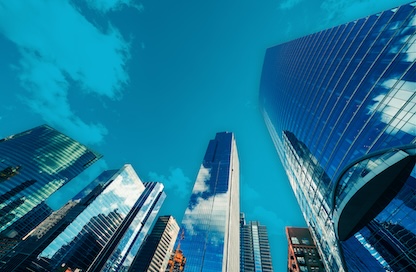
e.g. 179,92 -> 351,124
0,125 -> 102,239
2,164 -> 165,272
172,132 -> 240,272
260,2 -> 415,271
240,214 -> 273,272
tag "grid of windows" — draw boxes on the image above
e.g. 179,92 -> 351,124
260,2 -> 416,271
6,164 -> 166,272
173,132 -> 240,272
0,125 -> 102,238
241,220 -> 273,272
286,227 -> 325,272
130,215 -> 179,272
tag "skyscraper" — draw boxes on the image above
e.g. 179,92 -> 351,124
0,125 -> 102,239
2,164 -> 165,272
130,215 -> 180,272
0,169 -> 117,270
286,227 -> 324,272
171,132 -> 240,272
240,214 -> 273,272
260,2 -> 416,271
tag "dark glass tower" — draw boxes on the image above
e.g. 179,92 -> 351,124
240,214 -> 273,272
0,125 -> 102,239
170,132 -> 240,272
2,164 -> 165,272
260,2 -> 416,271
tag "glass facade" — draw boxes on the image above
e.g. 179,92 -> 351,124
0,125 -> 102,238
240,216 -> 273,272
97,181 -> 166,272
0,170 -> 117,270
4,164 -> 165,272
173,132 -> 240,272
260,2 -> 416,271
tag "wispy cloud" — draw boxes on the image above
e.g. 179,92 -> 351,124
320,0 -> 406,27
368,79 -> 416,136
182,193 -> 228,236
279,0 -> 304,10
148,168 -> 192,198
241,182 -> 260,203
192,165 -> 211,194
252,206 -> 287,236
402,34 -> 416,62
86,0 -> 144,13
0,0 -> 131,145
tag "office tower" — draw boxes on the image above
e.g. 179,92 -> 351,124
240,215 -> 273,272
286,227 -> 324,272
129,215 -> 180,272
0,170 -> 116,270
260,2 -> 416,271
0,125 -> 102,239
2,164 -> 165,272
171,132 -> 240,272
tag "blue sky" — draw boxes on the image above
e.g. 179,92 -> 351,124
0,0 -> 411,270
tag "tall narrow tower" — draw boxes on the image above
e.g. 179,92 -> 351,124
240,217 -> 274,272
173,132 -> 240,272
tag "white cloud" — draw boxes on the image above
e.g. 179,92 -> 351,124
279,0 -> 304,10
368,79 -> 416,136
148,168 -> 192,198
382,79 -> 416,91
402,35 -> 416,62
241,182 -> 260,203
182,193 -> 228,236
192,165 -> 211,194
320,0 -> 410,27
0,0 -> 131,144
86,0 -> 144,13
108,174 -> 145,208
252,206 -> 287,236
390,34 -> 416,63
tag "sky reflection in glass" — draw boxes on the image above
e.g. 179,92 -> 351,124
260,3 -> 416,271
31,164 -> 164,271
177,132 -> 240,272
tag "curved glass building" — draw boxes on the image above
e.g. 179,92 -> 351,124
260,2 -> 416,271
